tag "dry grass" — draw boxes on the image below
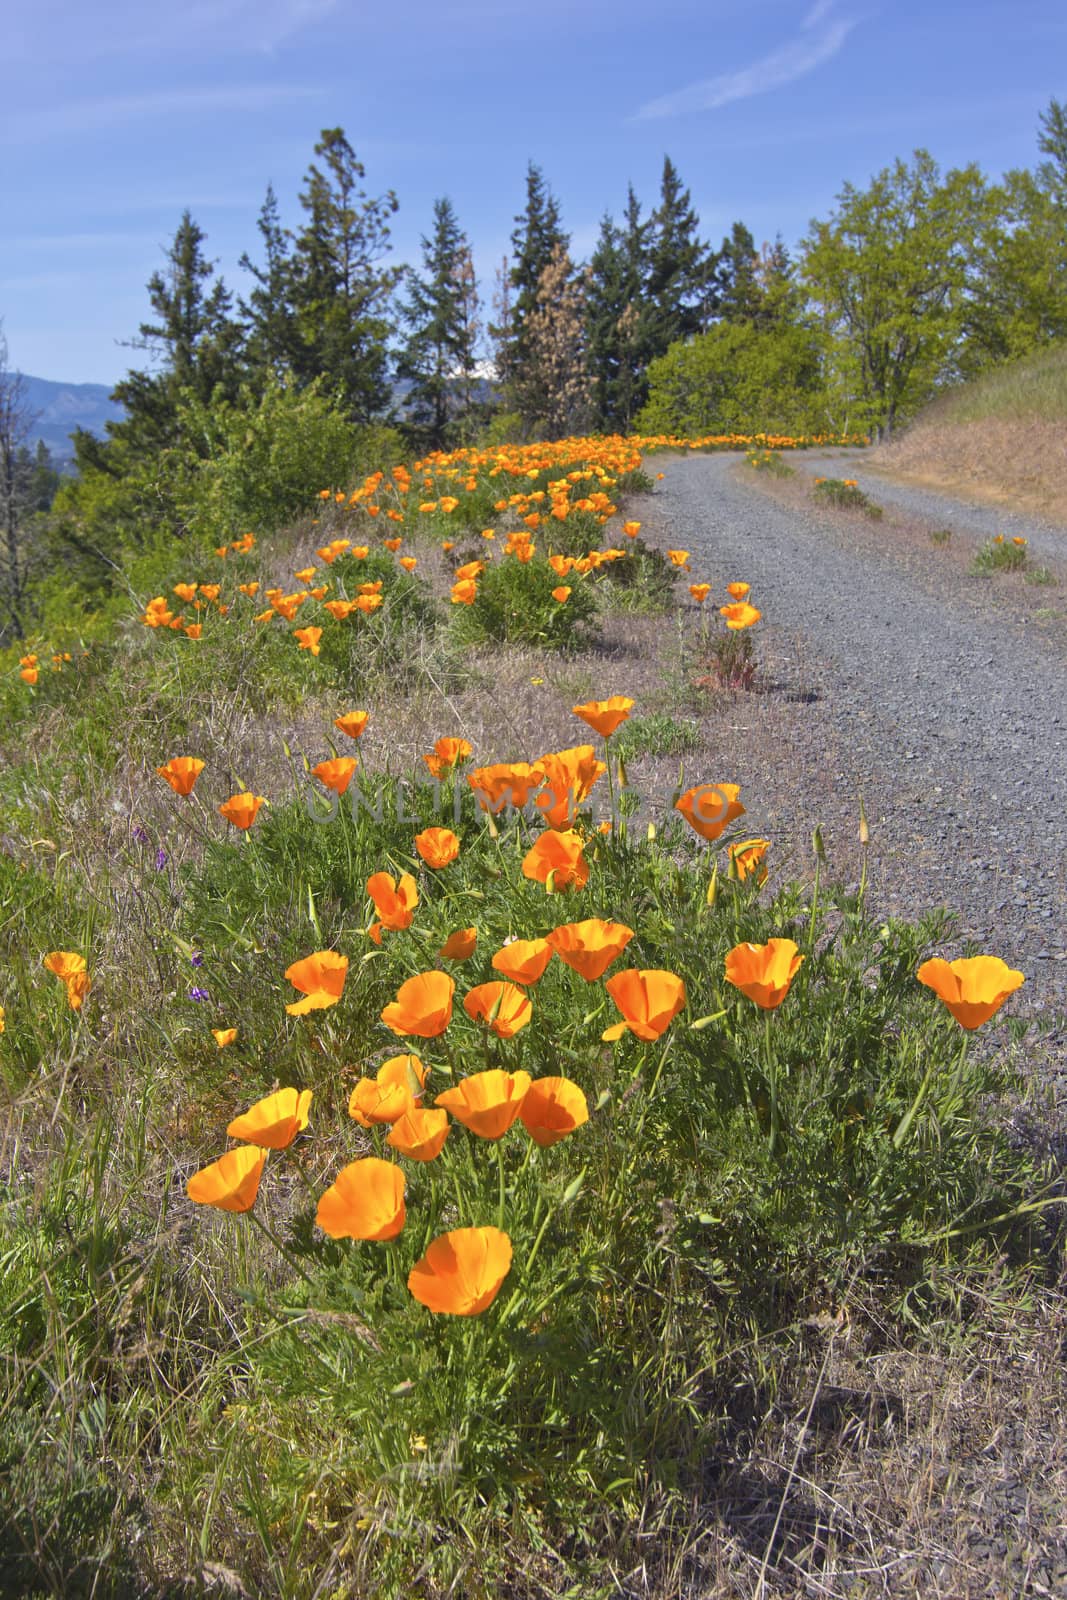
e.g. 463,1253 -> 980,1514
868,418 -> 1067,526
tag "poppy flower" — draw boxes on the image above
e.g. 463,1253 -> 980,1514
916,956 -> 1025,1029
187,1145 -> 267,1212
184,624 -> 203,640
399,556 -> 418,572
228,1087 -> 312,1149
414,827 -> 460,868
423,737 -> 473,778
572,697 -> 634,738
726,582 -> 751,600
675,783 -> 745,843
536,745 -> 606,828
351,546 -> 370,559
491,937 -> 553,986
212,1027 -> 238,1049
313,757 -> 358,794
552,586 -> 572,603
667,550 -> 690,568
468,762 -> 544,814
316,1158 -> 406,1240
408,1226 -> 512,1315
284,950 -> 349,1014
219,793 -> 266,830
335,710 -> 370,740
454,560 -> 485,581
522,829 -> 589,891
173,582 -> 198,602
324,600 -> 358,621
198,584 -> 221,601
519,1077 -> 589,1147
0,1005 -> 4,1034
719,603 -> 761,630
546,918 -> 633,981
689,584 -> 711,603
381,971 -> 455,1037
157,756 -> 205,796
348,1078 -> 412,1127
239,582 -> 260,597
622,521 -> 641,538
450,579 -> 478,606
439,928 -> 478,961
384,537 -> 404,551
603,969 -> 686,1041
377,1053 -> 428,1099
367,871 -> 419,930
43,951 -> 90,1011
357,581 -> 383,596
386,1107 -> 449,1162
435,1069 -> 532,1139
19,665 -> 39,684
294,567 -> 317,583
355,594 -> 383,614
724,939 -> 804,1009
729,838 -> 770,884
463,981 -> 533,1038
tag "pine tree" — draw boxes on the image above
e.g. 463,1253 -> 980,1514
717,221 -> 761,324
645,157 -> 714,360
396,197 -> 481,448
238,183 -> 301,379
288,128 -> 401,421
585,186 -> 653,430
502,164 -> 569,408
111,211 -> 242,454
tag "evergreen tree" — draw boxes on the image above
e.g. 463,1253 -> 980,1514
501,164 -> 568,405
288,128 -> 401,421
111,211 -> 242,455
396,197 -> 481,449
586,186 -> 653,429
645,157 -> 714,360
238,183 -> 301,379
716,221 -> 761,324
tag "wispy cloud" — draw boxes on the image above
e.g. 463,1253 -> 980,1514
635,4 -> 858,121
5,83 -> 323,142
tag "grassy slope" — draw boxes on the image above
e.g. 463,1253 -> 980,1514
869,343 -> 1067,522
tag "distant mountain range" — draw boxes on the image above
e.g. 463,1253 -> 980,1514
19,375 -> 124,465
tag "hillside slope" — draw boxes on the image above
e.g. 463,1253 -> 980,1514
868,344 -> 1067,523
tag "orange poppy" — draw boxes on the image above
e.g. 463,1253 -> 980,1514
916,956 -> 1025,1029
43,951 -> 90,1011
724,939 -> 804,1009
439,927 -> 478,961
603,969 -> 686,1041
519,1077 -> 589,1147
407,1226 -> 513,1315
284,950 -> 349,1014
381,971 -> 455,1037
729,839 -> 770,886
219,792 -> 266,830
399,556 -> 418,572
324,599 -> 358,621
187,1145 -> 267,1213
667,550 -> 690,568
535,745 -> 606,828
491,938 -> 553,986
522,829 -> 589,891
184,624 -> 203,639
357,581 -> 384,596
377,1053 -> 428,1099
227,1087 -> 312,1149
157,756 -> 205,796
239,582 -> 261,597
454,560 -> 485,581
689,583 -> 711,603
384,537 -> 403,551
354,594 -> 383,614
294,567 -> 317,583
726,582 -> 751,600
173,582 -> 197,602
622,521 -> 641,538
212,1027 -> 238,1048
450,578 -> 478,606
463,981 -> 533,1038
414,827 -> 460,868
386,1106 -> 450,1161
316,1158 -> 406,1240
552,586 -> 572,603
435,1069 -> 532,1138
423,736 -> 473,778
313,757 -> 358,794
468,762 -> 544,814
719,603 -> 761,630
675,783 -> 744,842
572,697 -> 634,738
335,710 -> 370,740
348,1078 -> 413,1127
367,871 -> 419,930
546,918 -> 633,980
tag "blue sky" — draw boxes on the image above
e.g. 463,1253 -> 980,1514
1,0 -> 1062,385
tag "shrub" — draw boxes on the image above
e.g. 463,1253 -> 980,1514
972,536 -> 1030,573
450,552 -> 600,649
812,476 -> 884,518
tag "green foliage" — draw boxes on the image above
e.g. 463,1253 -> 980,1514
972,537 -> 1029,573
396,197 -> 482,449
745,447 -> 795,476
614,713 -> 701,759
812,476 -> 884,518
638,319 -> 826,436
922,340 -> 1067,425
451,552 -> 600,649
929,527 -> 953,544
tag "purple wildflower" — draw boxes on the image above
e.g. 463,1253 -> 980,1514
132,825 -> 150,846
189,987 -> 209,1002
155,847 -> 168,870
190,951 -> 204,968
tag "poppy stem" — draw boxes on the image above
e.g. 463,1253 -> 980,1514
246,1208 -> 318,1290
764,1011 -> 780,1159
496,1139 -> 507,1230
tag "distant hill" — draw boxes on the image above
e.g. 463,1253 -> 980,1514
19,375 -> 125,465
870,342 -> 1067,524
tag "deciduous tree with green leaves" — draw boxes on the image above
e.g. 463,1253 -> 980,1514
801,150 -> 989,438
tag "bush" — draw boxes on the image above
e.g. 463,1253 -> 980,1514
812,476 -> 883,518
450,552 -> 600,649
637,321 -> 828,436
972,536 -> 1030,573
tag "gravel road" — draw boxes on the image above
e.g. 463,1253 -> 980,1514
638,452 -> 1067,1098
